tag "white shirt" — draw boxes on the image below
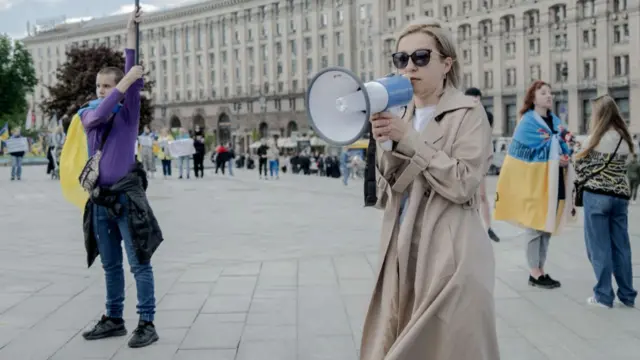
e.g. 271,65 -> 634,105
412,105 -> 437,132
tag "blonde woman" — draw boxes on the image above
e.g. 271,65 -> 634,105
364,18 -> 499,359
575,95 -> 636,308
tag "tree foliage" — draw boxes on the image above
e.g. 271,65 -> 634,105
0,34 -> 37,129
40,45 -> 155,132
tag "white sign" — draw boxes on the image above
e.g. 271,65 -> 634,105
168,138 -> 195,158
4,137 -> 29,154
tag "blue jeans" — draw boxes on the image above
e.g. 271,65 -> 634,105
583,191 -> 637,307
342,166 -> 350,185
93,195 -> 156,321
11,156 -> 22,179
269,160 -> 279,177
227,160 -> 234,176
178,156 -> 190,178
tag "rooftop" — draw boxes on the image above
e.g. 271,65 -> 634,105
21,0 -> 246,44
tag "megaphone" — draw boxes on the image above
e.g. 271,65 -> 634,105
305,67 -> 413,151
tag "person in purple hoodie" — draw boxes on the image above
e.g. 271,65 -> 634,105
79,8 -> 162,349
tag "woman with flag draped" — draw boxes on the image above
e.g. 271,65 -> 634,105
494,80 -> 576,289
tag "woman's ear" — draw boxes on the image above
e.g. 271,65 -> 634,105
443,57 -> 453,75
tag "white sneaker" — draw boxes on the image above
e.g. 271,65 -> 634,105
587,296 -> 610,308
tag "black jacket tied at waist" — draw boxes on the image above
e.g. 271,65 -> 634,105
82,163 -> 164,268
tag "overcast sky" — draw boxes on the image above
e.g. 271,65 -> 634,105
0,0 -> 196,40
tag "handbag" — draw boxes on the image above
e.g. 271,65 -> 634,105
574,137 -> 622,207
78,113 -> 116,192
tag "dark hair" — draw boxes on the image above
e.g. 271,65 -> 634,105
519,80 -> 550,117
486,111 -> 494,128
98,67 -> 124,83
464,87 -> 482,97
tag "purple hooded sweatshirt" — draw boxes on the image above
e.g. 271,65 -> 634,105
81,49 -> 143,186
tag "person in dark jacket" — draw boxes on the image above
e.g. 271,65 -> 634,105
465,87 -> 500,242
192,135 -> 206,178
257,142 -> 269,178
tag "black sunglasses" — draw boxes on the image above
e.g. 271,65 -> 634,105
391,49 -> 434,69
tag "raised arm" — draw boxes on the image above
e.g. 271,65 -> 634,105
80,90 -> 124,129
123,49 -> 144,123
390,106 -> 492,204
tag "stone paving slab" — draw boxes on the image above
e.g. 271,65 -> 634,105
1,166 -> 640,359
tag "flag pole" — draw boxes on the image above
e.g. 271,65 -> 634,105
135,0 -> 140,65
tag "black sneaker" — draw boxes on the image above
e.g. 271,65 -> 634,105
488,228 -> 500,242
528,275 -> 556,289
128,320 -> 159,348
82,315 -> 127,340
543,274 -> 561,288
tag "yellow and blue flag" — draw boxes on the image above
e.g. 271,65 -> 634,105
0,123 -> 8,141
494,110 -> 576,234
59,99 -> 122,212
59,113 -> 89,211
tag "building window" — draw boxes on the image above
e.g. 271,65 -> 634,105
555,62 -> 568,82
554,33 -> 568,49
551,4 -> 567,23
529,65 -> 541,82
614,55 -> 629,76
505,41 -> 516,57
582,29 -> 597,48
506,104 -> 517,136
528,38 -> 540,55
583,59 -> 596,79
463,49 -> 472,63
463,73 -> 472,88
483,45 -> 493,60
613,24 -> 629,44
613,0 -> 627,12
615,97 -> 629,125
581,0 -> 595,18
483,70 -> 493,89
506,68 -> 516,87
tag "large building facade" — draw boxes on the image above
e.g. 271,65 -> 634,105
23,0 -> 640,151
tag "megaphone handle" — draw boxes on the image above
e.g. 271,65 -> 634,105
380,140 -> 393,151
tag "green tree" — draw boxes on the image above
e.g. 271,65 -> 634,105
40,44 -> 155,132
0,34 -> 37,129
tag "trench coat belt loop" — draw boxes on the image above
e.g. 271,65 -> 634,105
392,154 -> 429,193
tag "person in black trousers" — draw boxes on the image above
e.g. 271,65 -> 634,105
192,135 -> 206,178
257,143 -> 268,179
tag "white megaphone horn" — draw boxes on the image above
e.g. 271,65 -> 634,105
305,67 -> 413,151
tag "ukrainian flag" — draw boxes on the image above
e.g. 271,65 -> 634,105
494,110 -> 576,234
0,123 -> 8,141
60,100 -> 122,212
60,113 -> 89,211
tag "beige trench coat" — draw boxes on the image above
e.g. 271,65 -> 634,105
360,88 -> 500,360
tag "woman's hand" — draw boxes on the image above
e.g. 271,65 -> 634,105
369,112 -> 408,143
559,154 -> 570,168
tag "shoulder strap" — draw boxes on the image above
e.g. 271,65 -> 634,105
580,136 -> 623,184
97,112 -> 117,152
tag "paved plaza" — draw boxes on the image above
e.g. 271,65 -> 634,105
1,165 -> 640,360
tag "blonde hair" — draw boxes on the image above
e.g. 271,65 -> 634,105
395,17 -> 459,122
395,17 -> 460,89
575,94 -> 634,159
